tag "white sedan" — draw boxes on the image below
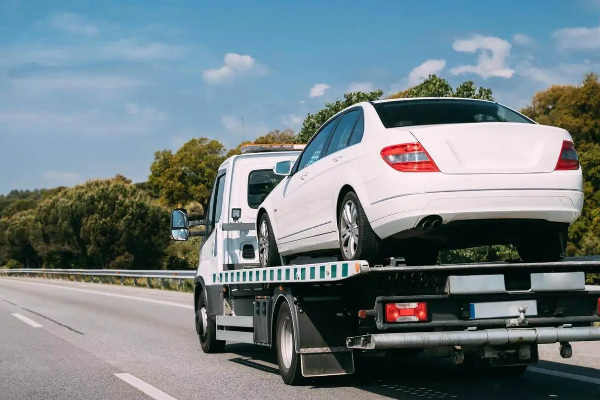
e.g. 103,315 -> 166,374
256,98 -> 583,267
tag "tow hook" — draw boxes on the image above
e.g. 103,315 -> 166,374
506,307 -> 528,327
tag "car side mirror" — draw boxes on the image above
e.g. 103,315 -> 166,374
274,160 -> 292,176
171,209 -> 190,241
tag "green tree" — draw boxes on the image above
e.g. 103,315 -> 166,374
297,90 -> 384,143
388,74 -> 494,101
34,179 -> 170,269
520,73 -> 600,264
149,138 -> 226,207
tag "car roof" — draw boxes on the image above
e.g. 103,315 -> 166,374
371,97 -> 496,104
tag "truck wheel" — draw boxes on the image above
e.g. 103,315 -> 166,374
338,191 -> 383,265
197,291 -> 225,353
258,213 -> 281,268
515,228 -> 567,262
276,301 -> 302,385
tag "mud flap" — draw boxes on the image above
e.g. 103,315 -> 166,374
300,351 -> 355,377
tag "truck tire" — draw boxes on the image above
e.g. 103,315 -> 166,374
276,301 -> 302,385
197,290 -> 225,353
258,213 -> 281,268
338,191 -> 383,265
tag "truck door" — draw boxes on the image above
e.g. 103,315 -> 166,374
198,170 -> 227,280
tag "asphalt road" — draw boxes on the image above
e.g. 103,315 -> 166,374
1,277 -> 600,400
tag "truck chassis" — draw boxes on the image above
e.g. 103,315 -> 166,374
194,256 -> 600,385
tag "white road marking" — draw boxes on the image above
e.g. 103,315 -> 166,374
0,279 -> 193,310
114,373 -> 177,400
12,313 -> 42,328
529,367 -> 600,385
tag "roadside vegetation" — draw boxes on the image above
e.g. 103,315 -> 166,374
1,73 -> 599,284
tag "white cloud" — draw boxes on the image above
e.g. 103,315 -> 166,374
124,103 -> 167,120
9,73 -> 143,97
407,59 -> 446,86
203,53 -> 265,84
125,103 -> 140,115
281,114 -> 303,126
346,82 -> 374,93
516,59 -> 600,86
42,170 -> 84,186
553,21 -> 600,50
513,34 -> 533,46
101,39 -> 185,60
450,35 -> 514,79
0,40 -> 185,68
49,13 -> 98,36
221,115 -> 242,133
309,83 -> 330,98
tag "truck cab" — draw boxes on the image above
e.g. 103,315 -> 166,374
197,146 -> 303,279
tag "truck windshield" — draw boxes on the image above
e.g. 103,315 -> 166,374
248,169 -> 286,208
372,99 -> 534,128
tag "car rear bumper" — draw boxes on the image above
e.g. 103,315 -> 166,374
346,326 -> 600,350
366,189 -> 583,239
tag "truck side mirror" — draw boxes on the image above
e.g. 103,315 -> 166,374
171,209 -> 190,241
274,160 -> 292,176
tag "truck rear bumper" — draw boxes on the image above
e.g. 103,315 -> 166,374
346,326 -> 600,350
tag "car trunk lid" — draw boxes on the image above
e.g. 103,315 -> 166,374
402,122 -> 566,174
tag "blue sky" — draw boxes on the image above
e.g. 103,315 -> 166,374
1,0 -> 600,194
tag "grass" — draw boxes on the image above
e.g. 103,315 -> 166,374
19,273 -> 194,293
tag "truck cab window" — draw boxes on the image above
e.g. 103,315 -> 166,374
207,172 -> 226,231
248,169 -> 285,209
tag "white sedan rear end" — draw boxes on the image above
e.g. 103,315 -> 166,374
257,98 -> 582,267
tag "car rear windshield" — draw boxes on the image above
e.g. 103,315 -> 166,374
372,99 -> 535,128
248,169 -> 286,209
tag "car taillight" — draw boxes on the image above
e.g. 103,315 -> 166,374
380,143 -> 439,172
555,140 -> 579,170
385,302 -> 428,323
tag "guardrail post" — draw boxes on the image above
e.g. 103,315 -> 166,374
179,279 -> 183,289
160,278 -> 165,289
148,278 -> 153,289
120,277 -> 124,285
133,277 -> 137,287
109,276 -> 113,284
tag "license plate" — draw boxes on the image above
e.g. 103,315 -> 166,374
469,300 -> 537,319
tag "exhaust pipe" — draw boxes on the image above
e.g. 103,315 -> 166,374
418,215 -> 443,230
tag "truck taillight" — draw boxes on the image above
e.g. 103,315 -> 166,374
555,140 -> 579,170
385,302 -> 428,323
380,143 -> 439,172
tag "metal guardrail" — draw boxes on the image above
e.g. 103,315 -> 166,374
0,268 -> 196,280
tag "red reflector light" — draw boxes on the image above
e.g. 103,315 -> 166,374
381,143 -> 439,172
597,298 -> 600,316
555,140 -> 579,170
385,302 -> 428,323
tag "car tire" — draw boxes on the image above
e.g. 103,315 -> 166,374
197,290 -> 226,353
276,301 -> 303,385
515,228 -> 567,263
258,212 -> 281,268
338,191 -> 384,265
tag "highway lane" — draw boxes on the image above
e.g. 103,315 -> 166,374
1,277 -> 599,400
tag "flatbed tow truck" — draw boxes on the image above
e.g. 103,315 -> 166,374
170,144 -> 600,385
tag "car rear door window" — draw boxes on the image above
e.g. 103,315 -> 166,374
348,113 -> 364,146
296,117 -> 339,171
324,110 -> 360,157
